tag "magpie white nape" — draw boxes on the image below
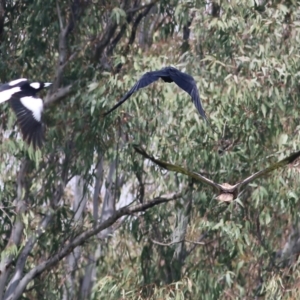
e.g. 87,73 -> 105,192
0,79 -> 52,149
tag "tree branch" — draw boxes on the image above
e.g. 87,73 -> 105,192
0,160 -> 30,300
4,213 -> 53,299
126,0 -> 159,14
92,156 -> 103,223
94,19 -> 118,62
53,1 -> 71,90
7,191 -> 184,300
53,0 -> 84,90
128,4 -> 155,47
44,84 -> 74,107
151,239 -> 206,247
0,0 -> 5,43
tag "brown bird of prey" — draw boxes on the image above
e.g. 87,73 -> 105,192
133,145 -> 300,202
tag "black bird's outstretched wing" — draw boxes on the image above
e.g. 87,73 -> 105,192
9,95 -> 44,149
104,69 -> 170,116
167,67 -> 207,121
104,67 -> 207,122
133,145 -> 221,191
236,150 -> 300,189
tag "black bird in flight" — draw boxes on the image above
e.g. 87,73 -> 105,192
134,145 -> 300,202
0,78 -> 52,149
104,66 -> 208,122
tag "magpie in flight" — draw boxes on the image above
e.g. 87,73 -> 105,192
104,66 -> 208,122
0,78 -> 52,148
134,145 -> 300,202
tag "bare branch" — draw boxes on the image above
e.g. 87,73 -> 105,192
92,156 -> 103,223
53,2 -> 70,90
7,192 -> 184,300
53,1 -> 84,90
60,51 -> 78,70
94,20 -> 118,62
0,160 -> 29,298
98,160 -> 117,238
107,1 -> 157,57
4,145 -> 74,299
172,191 -> 192,262
0,0 -> 6,43
151,239 -> 206,247
185,233 -> 210,257
126,0 -> 159,14
65,175 -> 87,299
128,4 -> 155,47
4,213 -> 53,299
44,84 -> 74,107
56,1 -> 64,30
79,252 -> 97,299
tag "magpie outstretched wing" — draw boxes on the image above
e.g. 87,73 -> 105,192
9,95 -> 44,149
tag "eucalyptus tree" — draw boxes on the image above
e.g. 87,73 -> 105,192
0,0 -> 300,299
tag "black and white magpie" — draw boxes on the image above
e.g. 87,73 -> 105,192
104,66 -> 208,122
0,78 -> 52,148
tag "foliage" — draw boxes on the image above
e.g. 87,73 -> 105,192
0,0 -> 300,299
